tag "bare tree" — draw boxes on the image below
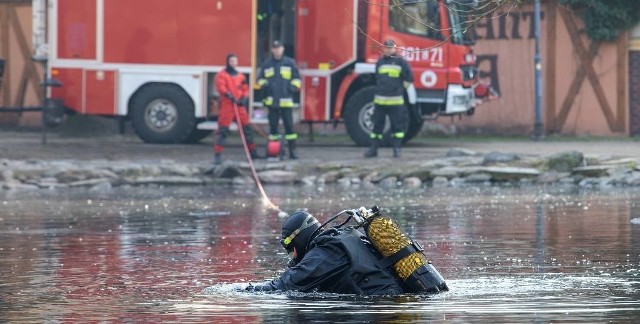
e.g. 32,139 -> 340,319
355,0 -> 525,53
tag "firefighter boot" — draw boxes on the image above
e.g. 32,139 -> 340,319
213,127 -> 229,165
244,127 -> 263,159
392,138 -> 402,158
364,139 -> 379,158
288,140 -> 298,160
203,152 -> 222,174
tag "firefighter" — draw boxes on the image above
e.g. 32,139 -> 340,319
246,211 -> 405,295
213,53 -> 261,165
365,39 -> 414,158
257,40 -> 302,160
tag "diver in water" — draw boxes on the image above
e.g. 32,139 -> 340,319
247,208 -> 448,295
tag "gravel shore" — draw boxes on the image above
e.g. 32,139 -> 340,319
1,131 -> 639,191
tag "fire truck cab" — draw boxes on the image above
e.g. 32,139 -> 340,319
45,0 -> 491,145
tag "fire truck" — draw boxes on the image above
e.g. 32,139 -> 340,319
41,0 -> 492,145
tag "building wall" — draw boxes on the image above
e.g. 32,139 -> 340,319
0,3 -> 42,127
1,1 -> 638,135
630,51 -> 640,136
438,2 -> 629,136
629,25 -> 640,136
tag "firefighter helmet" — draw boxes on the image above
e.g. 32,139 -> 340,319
383,39 -> 397,47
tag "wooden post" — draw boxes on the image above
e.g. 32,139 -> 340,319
544,0 -> 557,133
10,5 -> 43,104
616,32 -> 627,133
1,5 -> 11,106
0,3 -> 46,127
0,4 -> 21,126
15,64 -> 29,108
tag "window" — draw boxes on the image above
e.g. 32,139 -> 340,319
389,0 -> 442,39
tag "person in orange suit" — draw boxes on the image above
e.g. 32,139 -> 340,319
213,53 -> 262,165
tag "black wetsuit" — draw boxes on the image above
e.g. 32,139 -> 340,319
254,227 -> 404,295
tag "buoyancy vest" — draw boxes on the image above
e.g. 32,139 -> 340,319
311,227 -> 404,295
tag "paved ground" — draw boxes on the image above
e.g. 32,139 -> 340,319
1,129 -> 638,165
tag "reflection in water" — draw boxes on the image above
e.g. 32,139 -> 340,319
535,201 -> 545,272
1,186 -> 639,322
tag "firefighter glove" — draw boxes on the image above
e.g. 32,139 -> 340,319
225,92 -> 238,104
239,96 -> 249,107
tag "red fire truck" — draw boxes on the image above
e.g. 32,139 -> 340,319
44,0 -> 492,145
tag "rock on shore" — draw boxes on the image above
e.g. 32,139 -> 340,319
1,149 -> 639,191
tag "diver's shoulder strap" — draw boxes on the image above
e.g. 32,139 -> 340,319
378,241 -> 424,270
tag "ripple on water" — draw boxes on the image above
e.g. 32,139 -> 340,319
2,186 -> 640,322
193,273 -> 640,314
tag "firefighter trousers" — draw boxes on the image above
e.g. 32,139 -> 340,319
214,104 -> 255,153
267,106 -> 296,140
371,104 -> 406,139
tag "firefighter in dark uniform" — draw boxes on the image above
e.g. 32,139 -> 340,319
247,211 -> 405,295
365,39 -> 414,158
257,40 -> 302,159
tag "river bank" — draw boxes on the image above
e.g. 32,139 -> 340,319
2,148 -> 639,191
2,129 -> 640,191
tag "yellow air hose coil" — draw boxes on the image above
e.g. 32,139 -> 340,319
366,216 -> 427,280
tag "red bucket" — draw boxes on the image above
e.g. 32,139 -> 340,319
267,140 -> 281,158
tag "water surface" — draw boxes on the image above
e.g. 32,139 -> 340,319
1,185 -> 639,322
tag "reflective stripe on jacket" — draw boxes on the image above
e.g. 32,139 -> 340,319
375,55 -> 413,106
257,56 -> 301,108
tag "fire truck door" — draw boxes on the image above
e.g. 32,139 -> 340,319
295,0 -> 357,121
254,0 -> 297,113
255,0 -> 297,64
384,1 -> 449,102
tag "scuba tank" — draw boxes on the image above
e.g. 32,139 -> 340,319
308,206 -> 449,294
355,206 -> 449,293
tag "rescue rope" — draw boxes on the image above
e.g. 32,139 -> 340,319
232,103 -> 283,214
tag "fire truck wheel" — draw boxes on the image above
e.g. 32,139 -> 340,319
345,87 -> 423,146
184,127 -> 212,143
344,86 -> 379,147
130,84 -> 196,143
404,114 -> 424,144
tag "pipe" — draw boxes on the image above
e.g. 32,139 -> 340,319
532,0 -> 544,140
32,0 -> 47,58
